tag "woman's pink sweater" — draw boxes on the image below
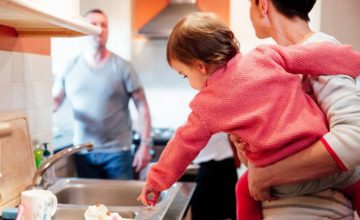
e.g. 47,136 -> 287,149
147,43 -> 360,192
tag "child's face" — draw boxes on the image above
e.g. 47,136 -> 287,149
171,59 -> 209,90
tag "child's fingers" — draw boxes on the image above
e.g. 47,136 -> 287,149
146,192 -> 159,206
137,190 -> 159,206
137,194 -> 148,206
138,189 -> 151,206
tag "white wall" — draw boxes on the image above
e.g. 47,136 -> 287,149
0,51 -> 53,145
230,0 -> 274,52
309,0 -> 322,32
31,0 -> 80,17
320,0 -> 360,50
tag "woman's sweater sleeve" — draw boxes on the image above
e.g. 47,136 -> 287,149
146,111 -> 212,191
310,75 -> 360,171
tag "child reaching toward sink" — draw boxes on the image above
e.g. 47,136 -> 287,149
137,12 -> 360,219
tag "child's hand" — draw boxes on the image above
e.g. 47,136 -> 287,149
229,134 -> 248,166
137,184 -> 161,206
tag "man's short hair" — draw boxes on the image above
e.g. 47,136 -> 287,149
84,9 -> 105,17
255,0 -> 316,21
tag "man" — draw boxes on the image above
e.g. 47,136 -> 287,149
232,0 -> 360,208
53,9 -> 152,179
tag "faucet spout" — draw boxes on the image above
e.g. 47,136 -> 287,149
31,142 -> 93,188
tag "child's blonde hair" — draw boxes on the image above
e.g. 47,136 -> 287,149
167,12 -> 240,67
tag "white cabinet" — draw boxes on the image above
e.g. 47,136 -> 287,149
0,0 -> 100,37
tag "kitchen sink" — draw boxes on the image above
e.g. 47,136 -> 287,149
52,179 -> 164,206
48,178 -> 196,220
53,206 -> 136,220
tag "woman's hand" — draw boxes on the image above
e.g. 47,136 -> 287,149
248,164 -> 274,201
137,184 -> 161,206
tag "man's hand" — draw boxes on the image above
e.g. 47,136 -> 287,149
248,164 -> 273,201
137,184 -> 160,206
53,89 -> 65,113
132,145 -> 152,172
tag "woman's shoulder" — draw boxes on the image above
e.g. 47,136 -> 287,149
304,32 -> 341,45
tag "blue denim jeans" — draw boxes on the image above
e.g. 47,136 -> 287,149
74,150 -> 134,180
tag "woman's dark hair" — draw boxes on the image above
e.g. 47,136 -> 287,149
166,12 -> 240,67
256,0 -> 316,21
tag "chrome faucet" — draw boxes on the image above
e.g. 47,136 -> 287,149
31,142 -> 94,188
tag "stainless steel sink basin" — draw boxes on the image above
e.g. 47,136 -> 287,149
52,179 -> 164,206
53,206 -> 136,220
49,178 -> 196,220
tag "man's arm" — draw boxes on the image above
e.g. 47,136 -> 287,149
53,89 -> 66,112
248,140 -> 341,201
131,87 -> 152,172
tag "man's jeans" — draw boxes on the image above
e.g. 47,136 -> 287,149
74,150 -> 134,179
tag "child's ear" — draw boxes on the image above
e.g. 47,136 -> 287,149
193,60 -> 208,75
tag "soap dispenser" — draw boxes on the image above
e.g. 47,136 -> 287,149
33,144 -> 44,168
43,142 -> 51,161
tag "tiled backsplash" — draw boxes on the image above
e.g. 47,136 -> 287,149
0,50 -> 53,147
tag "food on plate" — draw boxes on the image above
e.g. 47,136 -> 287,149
84,203 -> 126,220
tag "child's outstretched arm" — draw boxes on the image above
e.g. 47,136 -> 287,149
253,42 -> 360,78
137,184 -> 160,206
139,111 -> 212,205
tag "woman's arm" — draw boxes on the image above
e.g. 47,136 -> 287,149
310,75 -> 360,170
247,140 -> 341,201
